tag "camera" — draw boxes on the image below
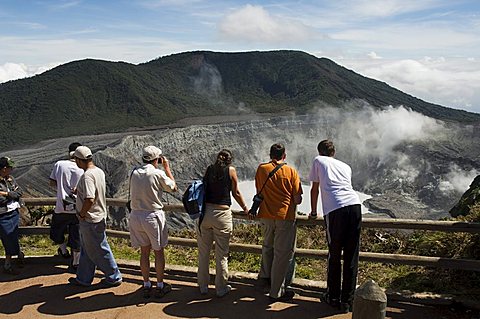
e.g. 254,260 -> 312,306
248,193 -> 264,216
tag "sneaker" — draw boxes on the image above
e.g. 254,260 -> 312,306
199,286 -> 209,295
143,286 -> 152,299
216,285 -> 232,298
340,302 -> 351,313
3,265 -> 19,275
67,263 -> 78,274
269,290 -> 295,303
154,283 -> 172,298
320,292 -> 340,308
68,277 -> 90,287
100,278 -> 122,287
57,247 -> 71,259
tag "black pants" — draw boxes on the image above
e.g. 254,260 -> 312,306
50,213 -> 80,250
325,204 -> 361,304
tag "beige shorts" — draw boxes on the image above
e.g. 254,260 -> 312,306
129,210 -> 168,250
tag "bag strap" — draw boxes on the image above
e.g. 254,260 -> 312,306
127,167 -> 137,208
257,163 -> 286,195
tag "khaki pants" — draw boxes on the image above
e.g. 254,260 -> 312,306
196,204 -> 233,294
259,218 -> 296,298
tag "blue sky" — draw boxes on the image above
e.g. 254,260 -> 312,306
1,0 -> 480,113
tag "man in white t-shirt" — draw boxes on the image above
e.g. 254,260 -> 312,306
129,145 -> 177,299
309,139 -> 361,314
49,142 -> 84,270
68,146 -> 122,287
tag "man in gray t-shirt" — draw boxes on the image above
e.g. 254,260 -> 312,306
68,146 -> 122,287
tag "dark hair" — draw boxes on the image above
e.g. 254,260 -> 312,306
318,140 -> 335,156
209,149 -> 233,181
68,142 -> 82,153
75,157 -> 92,163
215,149 -> 233,167
142,158 -> 156,164
0,157 -> 13,169
269,143 -> 285,160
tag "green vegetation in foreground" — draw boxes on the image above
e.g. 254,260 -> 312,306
19,203 -> 480,298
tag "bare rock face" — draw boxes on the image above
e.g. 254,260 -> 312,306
4,110 -> 480,230
449,175 -> 480,217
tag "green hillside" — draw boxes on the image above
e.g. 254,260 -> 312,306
1,50 -> 478,150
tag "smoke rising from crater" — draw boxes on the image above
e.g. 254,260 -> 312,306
439,164 -> 479,194
192,62 -> 223,98
253,104 -> 475,213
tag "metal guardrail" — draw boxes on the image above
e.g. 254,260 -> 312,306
21,197 -> 480,272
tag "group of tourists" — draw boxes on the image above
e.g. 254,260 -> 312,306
0,139 -> 361,313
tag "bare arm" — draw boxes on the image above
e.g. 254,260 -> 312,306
161,157 -> 177,192
77,198 -> 94,220
229,166 -> 248,214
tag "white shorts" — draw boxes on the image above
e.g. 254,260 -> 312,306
129,210 -> 168,250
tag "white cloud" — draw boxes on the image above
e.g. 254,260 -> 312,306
331,25 -> 478,52
0,63 -> 29,82
140,0 -> 203,8
344,0 -> 445,18
49,1 -> 82,10
0,62 -> 60,83
0,36 -> 194,74
340,57 -> 480,113
218,4 -> 314,43
367,51 -> 382,59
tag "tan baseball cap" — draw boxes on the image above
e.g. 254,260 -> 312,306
74,146 -> 93,160
142,146 -> 162,161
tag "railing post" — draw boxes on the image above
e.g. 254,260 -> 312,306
352,279 -> 387,319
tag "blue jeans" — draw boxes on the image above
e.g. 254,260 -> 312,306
76,220 -> 122,285
0,209 -> 20,256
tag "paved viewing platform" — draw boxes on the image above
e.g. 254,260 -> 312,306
1,256 -> 479,319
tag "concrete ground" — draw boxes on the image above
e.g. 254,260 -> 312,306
0,256 -> 478,319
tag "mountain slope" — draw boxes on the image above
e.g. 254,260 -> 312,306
1,50 -> 478,150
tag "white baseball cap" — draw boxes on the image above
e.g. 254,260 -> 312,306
74,146 -> 93,160
142,146 -> 162,161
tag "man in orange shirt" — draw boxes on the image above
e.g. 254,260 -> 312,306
254,143 -> 302,302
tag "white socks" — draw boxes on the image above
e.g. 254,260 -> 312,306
72,251 -> 80,266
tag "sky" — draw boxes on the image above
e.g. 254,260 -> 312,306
1,0 -> 480,114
